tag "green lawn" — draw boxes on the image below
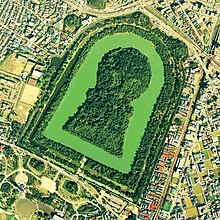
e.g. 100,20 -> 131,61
15,198 -> 37,217
203,149 -> 213,160
162,201 -> 172,212
193,184 -> 203,195
213,168 -> 219,178
197,195 -> 205,204
204,160 -> 213,170
199,141 -> 204,150
5,214 -> 17,220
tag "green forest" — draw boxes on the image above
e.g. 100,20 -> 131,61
87,0 -> 106,9
63,47 -> 151,157
64,14 -> 81,31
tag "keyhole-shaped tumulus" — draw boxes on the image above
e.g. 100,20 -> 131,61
63,47 -> 151,157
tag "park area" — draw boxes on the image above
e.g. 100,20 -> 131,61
15,198 -> 37,219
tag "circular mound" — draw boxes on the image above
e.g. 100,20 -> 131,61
16,199 -> 37,216
15,172 -> 28,184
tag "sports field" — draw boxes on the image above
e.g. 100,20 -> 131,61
15,198 -> 37,218
13,84 -> 40,123
44,33 -> 164,172
0,53 -> 25,76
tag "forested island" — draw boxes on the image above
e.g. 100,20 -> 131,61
63,47 -> 151,157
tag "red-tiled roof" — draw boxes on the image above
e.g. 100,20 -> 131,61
149,203 -> 158,210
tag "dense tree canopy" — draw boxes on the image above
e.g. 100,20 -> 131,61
64,14 -> 81,31
63,180 -> 78,194
63,47 -> 151,157
87,0 -> 106,9
29,158 -> 45,172
10,121 -> 22,139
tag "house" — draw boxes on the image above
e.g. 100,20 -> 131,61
32,69 -> 43,79
27,78 -> 37,86
51,214 -> 64,220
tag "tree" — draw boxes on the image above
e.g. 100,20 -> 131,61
29,158 -> 45,172
174,117 -> 182,126
63,180 -> 78,194
126,212 -> 137,220
87,0 -> 106,9
64,14 -> 81,31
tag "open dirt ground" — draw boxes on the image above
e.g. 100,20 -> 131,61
15,198 -> 37,218
41,176 -> 56,193
194,72 -> 202,86
13,84 -> 40,123
19,84 -> 40,105
0,53 -> 26,76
